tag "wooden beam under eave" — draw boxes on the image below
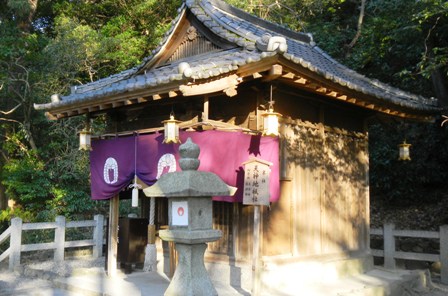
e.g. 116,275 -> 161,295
112,102 -> 124,108
253,72 -> 262,79
262,64 -> 283,82
137,97 -> 148,103
45,112 -> 58,120
153,94 -> 162,100
294,77 -> 307,84
366,104 -> 375,109
88,106 -> 100,112
67,110 -> 78,117
180,75 -> 240,97
100,103 -> 113,110
347,98 -> 356,103
337,95 -> 348,100
168,91 -> 178,98
307,82 -> 320,90
328,91 -> 339,97
316,87 -> 327,93
282,72 -> 295,79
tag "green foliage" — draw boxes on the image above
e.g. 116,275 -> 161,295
369,118 -> 448,205
0,207 -> 34,223
0,0 -> 447,221
3,152 -> 51,206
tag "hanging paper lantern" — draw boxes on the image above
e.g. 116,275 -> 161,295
162,114 -> 181,144
398,141 -> 411,161
79,129 -> 92,151
262,108 -> 282,137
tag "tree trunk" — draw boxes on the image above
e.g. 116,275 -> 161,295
17,0 -> 38,33
0,182 -> 7,211
345,0 -> 366,55
431,68 -> 448,108
0,156 -> 7,210
427,36 -> 448,107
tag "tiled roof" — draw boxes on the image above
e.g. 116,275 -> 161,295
35,0 -> 440,117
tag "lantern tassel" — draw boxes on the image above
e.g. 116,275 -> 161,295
129,176 -> 142,208
131,187 -> 139,207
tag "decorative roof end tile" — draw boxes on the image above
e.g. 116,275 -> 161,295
51,94 -> 61,103
256,34 -> 288,53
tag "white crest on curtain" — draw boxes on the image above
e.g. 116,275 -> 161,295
103,157 -> 119,184
157,153 -> 176,179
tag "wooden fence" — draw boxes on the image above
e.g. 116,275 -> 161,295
371,223 -> 448,284
0,215 -> 104,271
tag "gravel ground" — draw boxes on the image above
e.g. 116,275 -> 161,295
25,257 -> 105,277
1,257 -> 448,295
0,257 -> 105,294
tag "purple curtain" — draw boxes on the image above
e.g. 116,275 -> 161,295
90,130 -> 279,202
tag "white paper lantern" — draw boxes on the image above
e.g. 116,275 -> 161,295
162,115 -> 181,144
79,129 -> 92,151
398,141 -> 411,161
262,108 -> 281,137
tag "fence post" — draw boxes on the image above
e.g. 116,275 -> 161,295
93,214 -> 104,258
9,217 -> 22,271
54,216 -> 66,262
440,225 -> 448,284
383,223 -> 396,269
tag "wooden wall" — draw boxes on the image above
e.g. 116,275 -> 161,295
122,82 -> 371,262
262,117 -> 369,258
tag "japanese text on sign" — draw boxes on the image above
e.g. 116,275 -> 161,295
242,158 -> 272,205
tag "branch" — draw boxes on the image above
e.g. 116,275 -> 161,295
441,115 -> 448,127
0,117 -> 21,124
347,0 -> 366,50
423,16 -> 441,63
0,147 -> 8,162
0,103 -> 22,115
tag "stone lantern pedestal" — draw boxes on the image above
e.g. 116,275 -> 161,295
144,138 -> 236,296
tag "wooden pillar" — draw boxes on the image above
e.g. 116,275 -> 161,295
203,95 -> 209,121
252,205 -> 261,296
107,195 -> 119,276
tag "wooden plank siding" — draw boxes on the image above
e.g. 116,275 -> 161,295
206,120 -> 369,261
144,87 -> 371,263
209,201 -> 233,255
260,118 -> 370,259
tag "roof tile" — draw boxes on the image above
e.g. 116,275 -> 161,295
36,0 -> 439,117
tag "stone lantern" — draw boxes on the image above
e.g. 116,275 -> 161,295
143,137 -> 236,296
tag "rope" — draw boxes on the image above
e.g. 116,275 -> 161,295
134,134 -> 137,183
149,197 -> 155,225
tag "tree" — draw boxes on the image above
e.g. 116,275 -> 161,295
0,0 -> 446,220
0,0 -> 181,220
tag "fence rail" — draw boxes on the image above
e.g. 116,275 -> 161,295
371,224 -> 448,284
0,215 -> 104,271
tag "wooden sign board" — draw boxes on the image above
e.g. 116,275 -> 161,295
242,158 -> 272,206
